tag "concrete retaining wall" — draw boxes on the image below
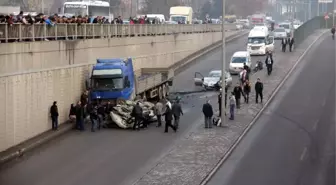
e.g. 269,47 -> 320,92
0,31 -> 236,152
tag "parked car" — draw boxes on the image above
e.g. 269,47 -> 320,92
194,70 -> 232,90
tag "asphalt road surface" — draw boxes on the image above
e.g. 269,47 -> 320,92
207,34 -> 335,185
0,34 -> 264,185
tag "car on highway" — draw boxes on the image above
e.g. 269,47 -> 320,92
194,70 -> 232,90
273,28 -> 287,39
229,51 -> 251,74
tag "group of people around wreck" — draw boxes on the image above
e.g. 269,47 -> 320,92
49,89 -> 184,133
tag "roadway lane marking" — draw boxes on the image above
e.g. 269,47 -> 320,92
313,119 -> 319,130
300,147 -> 308,161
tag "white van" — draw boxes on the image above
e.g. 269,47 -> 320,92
247,29 -> 274,56
229,51 -> 252,74
279,22 -> 293,36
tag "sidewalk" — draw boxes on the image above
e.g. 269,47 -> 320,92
133,30 -> 327,185
0,30 -> 246,165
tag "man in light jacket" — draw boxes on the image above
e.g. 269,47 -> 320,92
155,99 -> 163,127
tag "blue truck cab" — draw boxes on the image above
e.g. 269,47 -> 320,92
89,58 -> 135,102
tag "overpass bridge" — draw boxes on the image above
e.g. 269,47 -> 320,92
0,23 -> 241,152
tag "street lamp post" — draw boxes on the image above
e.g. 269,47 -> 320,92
221,0 -> 226,126
333,0 -> 335,26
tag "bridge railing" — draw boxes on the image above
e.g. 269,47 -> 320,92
0,23 -> 237,42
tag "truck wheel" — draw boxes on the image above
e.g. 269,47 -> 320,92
159,87 -> 163,100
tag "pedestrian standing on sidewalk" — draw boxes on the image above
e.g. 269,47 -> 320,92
75,101 -> 85,131
172,100 -> 183,129
229,92 -> 236,120
255,78 -> 264,104
202,100 -> 213,128
163,104 -> 176,133
243,80 -> 251,103
154,99 -> 163,127
50,101 -> 59,130
233,83 -> 243,109
69,104 -> 76,123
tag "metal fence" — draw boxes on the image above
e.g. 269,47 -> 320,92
0,23 -> 236,42
294,16 -> 334,45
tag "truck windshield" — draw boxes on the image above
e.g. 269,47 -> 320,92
92,77 -> 123,90
64,5 -> 87,16
248,37 -> 265,44
171,16 -> 186,23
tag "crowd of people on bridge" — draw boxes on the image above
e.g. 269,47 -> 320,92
0,11 -> 169,26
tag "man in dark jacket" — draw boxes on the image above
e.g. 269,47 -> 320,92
131,102 -> 143,130
243,63 -> 251,77
233,83 -> 243,109
50,101 -> 59,130
243,80 -> 251,103
163,104 -> 176,133
202,100 -> 213,128
289,37 -> 294,52
76,101 -> 85,131
90,104 -> 99,132
255,78 -> 264,103
172,100 -> 183,129
265,52 -> 274,75
281,38 -> 287,52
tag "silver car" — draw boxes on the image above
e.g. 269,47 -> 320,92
194,70 -> 232,90
273,28 -> 287,39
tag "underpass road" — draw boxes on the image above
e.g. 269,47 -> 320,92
0,34 -> 251,185
206,34 -> 335,185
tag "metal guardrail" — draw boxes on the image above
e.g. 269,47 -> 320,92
0,23 -> 237,42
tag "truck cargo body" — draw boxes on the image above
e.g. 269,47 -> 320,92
169,6 -> 193,24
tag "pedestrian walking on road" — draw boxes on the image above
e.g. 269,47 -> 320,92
75,101 -> 85,131
131,102 -> 143,131
163,104 -> 176,133
281,38 -> 287,52
243,80 -> 251,103
255,78 -> 264,104
289,37 -> 294,52
172,100 -> 183,129
154,99 -> 164,127
50,101 -> 59,130
233,83 -> 243,109
202,100 -> 213,128
229,92 -> 236,120
265,52 -> 274,75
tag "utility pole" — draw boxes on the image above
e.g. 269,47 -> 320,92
220,0 -> 226,127
333,0 -> 335,26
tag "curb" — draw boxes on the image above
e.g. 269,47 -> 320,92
199,30 -> 328,185
0,123 -> 73,165
0,31 -> 248,166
